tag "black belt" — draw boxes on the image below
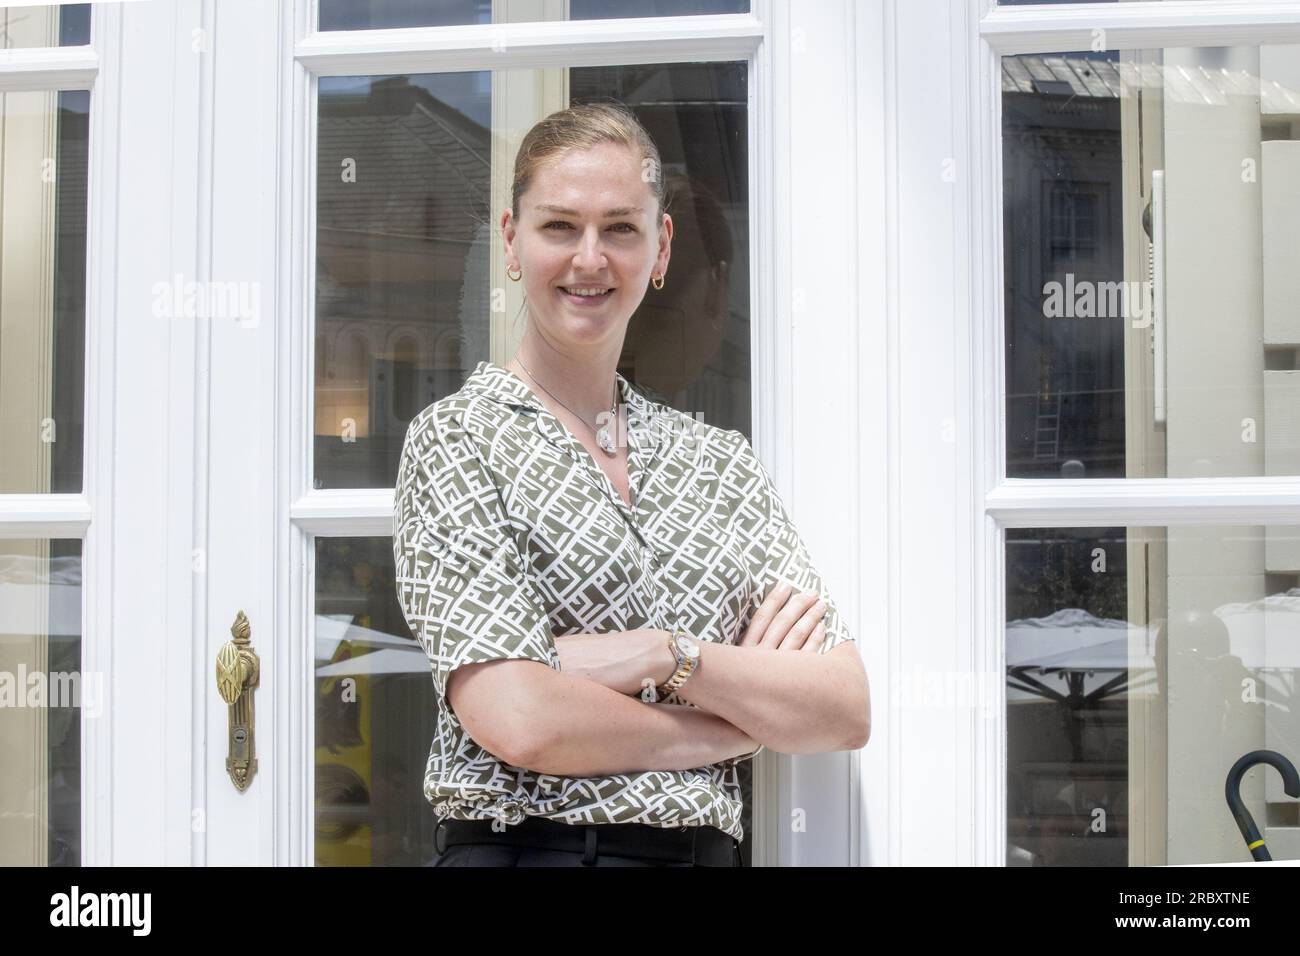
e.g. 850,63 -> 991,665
435,815 -> 741,867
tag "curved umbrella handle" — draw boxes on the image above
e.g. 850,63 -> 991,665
1225,750 -> 1300,862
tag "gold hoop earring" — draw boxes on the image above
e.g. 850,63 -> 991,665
651,273 -> 665,290
507,265 -> 522,282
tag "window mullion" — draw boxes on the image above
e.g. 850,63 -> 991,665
0,46 -> 97,93
982,0 -> 1300,56
987,477 -> 1300,527
291,490 -> 394,536
0,494 -> 92,538
295,15 -> 762,76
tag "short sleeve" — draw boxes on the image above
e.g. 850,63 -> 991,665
730,431 -> 856,657
392,408 -> 561,723
718,740 -> 765,767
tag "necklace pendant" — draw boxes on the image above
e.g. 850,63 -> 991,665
596,426 -> 617,455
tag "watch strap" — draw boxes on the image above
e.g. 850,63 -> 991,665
655,630 -> 698,701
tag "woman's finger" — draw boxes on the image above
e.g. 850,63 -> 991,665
802,621 -> 827,653
759,589 -> 820,649
778,597 -> 826,650
739,581 -> 792,647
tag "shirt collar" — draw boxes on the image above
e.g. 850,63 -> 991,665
460,360 -> 663,453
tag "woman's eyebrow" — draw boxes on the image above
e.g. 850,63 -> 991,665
535,203 -> 643,217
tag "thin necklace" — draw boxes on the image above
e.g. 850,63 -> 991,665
514,356 -> 620,456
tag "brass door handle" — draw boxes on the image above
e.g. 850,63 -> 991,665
216,610 -> 260,791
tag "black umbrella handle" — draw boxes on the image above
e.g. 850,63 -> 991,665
1225,750 -> 1300,862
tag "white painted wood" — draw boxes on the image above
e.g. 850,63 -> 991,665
762,0 -> 867,868
881,0 -> 995,867
747,0 -> 779,870
0,44 -> 96,92
286,0 -> 315,869
981,0 -> 1300,55
201,0 -> 288,866
290,490 -> 394,536
971,0 -> 1006,871
0,495 -> 91,537
987,478 -> 1300,526
295,14 -> 764,75
833,0 -> 892,871
80,1 -> 116,869
81,0 -> 207,866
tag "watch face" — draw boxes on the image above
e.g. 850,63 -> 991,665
675,634 -> 700,659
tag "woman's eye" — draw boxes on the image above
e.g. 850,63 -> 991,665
542,220 -> 635,233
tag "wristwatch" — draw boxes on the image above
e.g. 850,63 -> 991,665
654,630 -> 701,702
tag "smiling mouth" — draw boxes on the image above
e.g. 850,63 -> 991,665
559,286 -> 616,301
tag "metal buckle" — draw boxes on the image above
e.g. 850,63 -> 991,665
493,794 -> 526,826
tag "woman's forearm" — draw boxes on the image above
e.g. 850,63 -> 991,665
677,641 -> 869,753
555,630 -> 868,754
513,666 -> 756,777
554,628 -> 676,697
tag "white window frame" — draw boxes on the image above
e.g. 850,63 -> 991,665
284,0 -> 867,868
966,0 -> 1300,866
0,19 -> 111,865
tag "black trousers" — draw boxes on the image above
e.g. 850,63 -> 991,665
427,843 -> 698,867
425,818 -> 741,867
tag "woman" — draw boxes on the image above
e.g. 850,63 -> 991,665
393,102 -> 870,867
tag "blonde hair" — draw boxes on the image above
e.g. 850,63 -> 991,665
511,101 -> 666,224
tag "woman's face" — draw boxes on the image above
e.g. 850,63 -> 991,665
503,141 -> 672,352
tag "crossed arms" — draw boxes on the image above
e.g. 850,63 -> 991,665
446,581 -> 871,778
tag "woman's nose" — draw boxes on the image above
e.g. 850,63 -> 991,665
573,227 -> 608,269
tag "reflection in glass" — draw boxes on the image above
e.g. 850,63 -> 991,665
1002,45 -> 1300,478
318,0 -> 747,31
1006,525 -> 1300,866
0,89 -> 88,494
0,540 -> 83,866
313,63 -> 749,489
0,4 -> 89,48
315,537 -> 437,866
316,536 -> 755,866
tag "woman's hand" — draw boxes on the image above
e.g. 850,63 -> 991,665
739,581 -> 827,651
553,628 -> 677,697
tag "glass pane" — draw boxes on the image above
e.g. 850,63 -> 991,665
318,0 -> 747,31
0,4 -> 89,48
0,539 -> 84,866
314,62 -> 749,488
317,532 -> 756,866
1006,524 -> 1300,866
0,89 -> 89,494
315,536 -> 436,866
1002,44 -> 1300,478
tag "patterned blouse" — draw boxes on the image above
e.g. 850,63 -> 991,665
392,360 -> 854,841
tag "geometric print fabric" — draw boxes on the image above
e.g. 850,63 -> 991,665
393,360 -> 854,840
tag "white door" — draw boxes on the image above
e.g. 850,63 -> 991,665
201,0 -> 868,867
922,0 -> 1300,867
0,0 -> 869,867
0,1 -> 99,867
